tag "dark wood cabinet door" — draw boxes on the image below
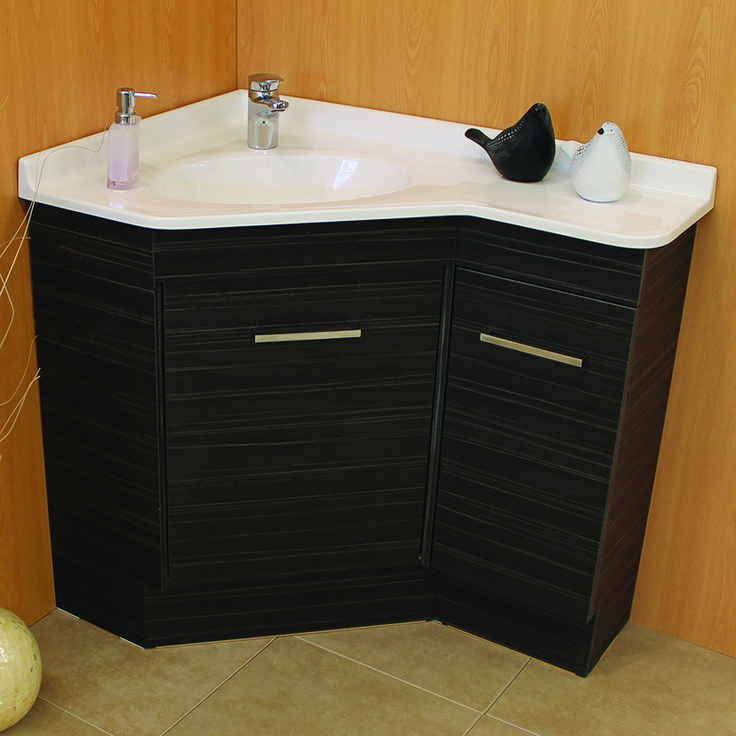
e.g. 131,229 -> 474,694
163,265 -> 445,585
433,268 -> 637,620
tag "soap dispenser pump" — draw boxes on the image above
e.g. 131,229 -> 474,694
107,87 -> 157,190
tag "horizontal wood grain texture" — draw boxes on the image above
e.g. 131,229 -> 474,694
29,205 -> 692,672
434,269 -> 637,621
143,569 -> 437,647
432,224 -> 694,673
435,576 -> 597,677
28,211 -> 162,591
587,228 -> 696,669
52,546 -> 437,648
28,208 -> 454,646
238,0 -> 736,657
590,229 -> 696,614
163,267 -> 445,584
456,219 -> 646,307
152,218 -> 457,279
0,0 -> 235,623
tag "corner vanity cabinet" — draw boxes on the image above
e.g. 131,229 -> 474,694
29,206 -> 694,675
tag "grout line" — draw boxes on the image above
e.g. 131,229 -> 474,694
37,698 -> 119,736
483,714 -> 544,736
485,657 -> 532,713
461,712 -> 542,736
157,636 -> 278,736
295,635 -> 482,715
460,659 -> 542,736
460,712 -> 487,736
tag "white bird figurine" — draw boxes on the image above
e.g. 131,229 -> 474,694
571,122 -> 631,202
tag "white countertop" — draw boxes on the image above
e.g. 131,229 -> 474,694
18,91 -> 717,248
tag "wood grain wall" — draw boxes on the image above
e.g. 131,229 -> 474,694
0,0 -> 236,624
238,0 -> 736,657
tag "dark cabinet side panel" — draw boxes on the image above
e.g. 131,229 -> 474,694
585,226 -> 696,668
29,220 -> 163,603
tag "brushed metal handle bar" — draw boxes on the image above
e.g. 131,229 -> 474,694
255,329 -> 362,344
479,332 -> 584,367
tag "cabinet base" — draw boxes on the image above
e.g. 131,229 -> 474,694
435,576 -> 628,676
54,550 -> 627,676
53,553 -> 437,648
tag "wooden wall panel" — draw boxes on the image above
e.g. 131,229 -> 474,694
0,0 -> 236,624
239,0 -> 736,657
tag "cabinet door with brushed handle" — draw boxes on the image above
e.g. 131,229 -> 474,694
433,268 -> 637,621
163,265 -> 445,586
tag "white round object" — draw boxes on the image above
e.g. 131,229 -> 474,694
572,122 -> 631,202
0,608 -> 42,731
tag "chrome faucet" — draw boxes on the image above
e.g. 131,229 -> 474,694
247,73 -> 289,150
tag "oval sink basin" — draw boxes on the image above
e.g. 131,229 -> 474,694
147,153 -> 412,205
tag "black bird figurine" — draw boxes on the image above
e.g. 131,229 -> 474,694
466,103 -> 556,182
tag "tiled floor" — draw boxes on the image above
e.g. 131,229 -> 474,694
6,609 -> 736,735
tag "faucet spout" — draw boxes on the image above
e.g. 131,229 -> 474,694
247,73 -> 289,150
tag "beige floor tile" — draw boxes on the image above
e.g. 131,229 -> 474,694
468,715 -> 541,735
490,622 -> 736,736
300,621 -> 529,710
4,700 -> 108,735
166,636 -> 481,736
31,610 -> 272,736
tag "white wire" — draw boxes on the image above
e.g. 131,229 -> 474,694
0,336 -> 37,409
0,133 -> 105,450
0,199 -> 35,352
0,368 -> 40,444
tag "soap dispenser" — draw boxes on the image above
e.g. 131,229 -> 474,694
107,87 -> 157,190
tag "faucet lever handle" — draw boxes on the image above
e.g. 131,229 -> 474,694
248,73 -> 283,93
